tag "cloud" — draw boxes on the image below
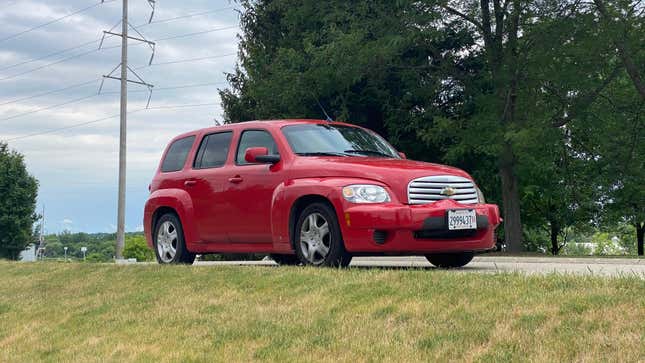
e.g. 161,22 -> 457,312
62,218 -> 73,225
2,0 -> 241,232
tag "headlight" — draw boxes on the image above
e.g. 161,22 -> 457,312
342,184 -> 391,203
476,186 -> 486,204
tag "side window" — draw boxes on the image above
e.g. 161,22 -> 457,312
161,136 -> 195,172
236,130 -> 279,165
194,132 -> 233,169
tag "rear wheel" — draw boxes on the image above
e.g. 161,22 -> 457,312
294,203 -> 352,267
270,254 -> 301,265
425,252 -> 474,268
154,213 -> 195,264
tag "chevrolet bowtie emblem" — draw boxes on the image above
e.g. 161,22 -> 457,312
441,186 -> 457,196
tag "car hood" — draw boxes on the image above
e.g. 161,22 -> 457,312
290,156 -> 473,203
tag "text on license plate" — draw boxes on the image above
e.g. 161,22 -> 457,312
447,209 -> 477,230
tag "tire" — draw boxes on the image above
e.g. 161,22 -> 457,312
294,202 -> 352,267
153,213 -> 195,264
270,254 -> 301,265
425,252 -> 474,268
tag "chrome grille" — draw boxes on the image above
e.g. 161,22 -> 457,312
407,175 -> 478,205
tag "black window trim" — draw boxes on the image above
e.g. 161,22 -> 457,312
192,130 -> 233,170
160,135 -> 196,173
234,128 -> 279,166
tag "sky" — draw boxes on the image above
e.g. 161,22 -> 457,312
1,0 -> 241,233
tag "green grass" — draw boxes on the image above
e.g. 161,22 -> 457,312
0,262 -> 643,362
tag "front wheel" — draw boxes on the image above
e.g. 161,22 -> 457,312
425,252 -> 474,268
154,213 -> 195,264
294,203 -> 352,267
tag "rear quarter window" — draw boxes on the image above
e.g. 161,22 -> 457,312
161,136 -> 196,172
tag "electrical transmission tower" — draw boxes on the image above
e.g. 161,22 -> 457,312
101,0 -> 156,259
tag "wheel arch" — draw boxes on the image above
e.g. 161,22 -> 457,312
288,194 -> 336,250
151,206 -> 178,235
144,188 -> 198,249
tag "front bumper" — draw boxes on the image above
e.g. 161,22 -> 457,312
339,199 -> 501,254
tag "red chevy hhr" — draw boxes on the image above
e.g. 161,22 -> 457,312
144,119 -> 501,267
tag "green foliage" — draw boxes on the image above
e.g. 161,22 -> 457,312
220,0 -> 643,254
123,235 -> 154,262
0,142 -> 39,260
41,231 -> 145,262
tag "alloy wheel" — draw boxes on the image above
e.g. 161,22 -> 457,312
156,220 -> 178,263
299,212 -> 331,264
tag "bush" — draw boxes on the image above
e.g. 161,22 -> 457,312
123,235 -> 154,262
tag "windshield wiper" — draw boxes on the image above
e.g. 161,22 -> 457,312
343,149 -> 392,158
295,152 -> 349,157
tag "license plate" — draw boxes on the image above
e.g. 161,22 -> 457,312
447,209 -> 477,230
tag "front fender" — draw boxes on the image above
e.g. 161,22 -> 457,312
143,188 -> 199,249
270,177 -> 393,252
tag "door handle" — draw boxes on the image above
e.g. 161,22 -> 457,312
228,175 -> 243,184
184,180 -> 196,187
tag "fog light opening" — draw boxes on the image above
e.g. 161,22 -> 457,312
373,230 -> 388,245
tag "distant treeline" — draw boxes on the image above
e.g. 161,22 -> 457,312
39,231 -> 153,262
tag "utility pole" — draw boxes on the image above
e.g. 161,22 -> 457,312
100,0 -> 156,259
116,0 -> 128,259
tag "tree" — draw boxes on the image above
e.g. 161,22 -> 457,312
578,74 -> 644,255
592,0 -> 645,100
220,0 -> 640,255
0,142 -> 39,260
220,0 -> 459,159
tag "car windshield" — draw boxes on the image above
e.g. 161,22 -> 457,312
282,123 -> 400,158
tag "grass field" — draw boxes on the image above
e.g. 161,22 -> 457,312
0,262 -> 643,362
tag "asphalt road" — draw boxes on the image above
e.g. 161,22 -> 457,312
195,256 -> 645,277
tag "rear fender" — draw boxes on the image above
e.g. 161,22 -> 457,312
143,188 -> 199,250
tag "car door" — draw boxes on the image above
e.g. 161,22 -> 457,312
225,129 -> 283,243
183,131 -> 234,243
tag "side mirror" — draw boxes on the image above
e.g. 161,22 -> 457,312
398,151 -> 407,159
244,147 -> 280,164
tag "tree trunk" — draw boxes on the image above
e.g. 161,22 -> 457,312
637,222 -> 644,256
550,221 -> 560,255
499,144 -> 523,252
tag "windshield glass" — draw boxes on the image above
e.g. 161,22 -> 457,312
282,123 -> 400,158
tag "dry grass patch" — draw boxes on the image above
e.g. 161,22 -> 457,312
0,261 -> 643,362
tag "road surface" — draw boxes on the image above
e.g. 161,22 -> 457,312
195,256 -> 645,277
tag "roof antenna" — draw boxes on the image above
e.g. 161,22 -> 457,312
316,99 -> 334,122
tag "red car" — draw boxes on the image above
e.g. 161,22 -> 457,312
144,119 -> 501,267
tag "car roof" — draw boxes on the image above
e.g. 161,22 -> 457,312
171,119 -> 361,140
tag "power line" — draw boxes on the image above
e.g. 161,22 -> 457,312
135,7 -> 235,28
0,26 -> 238,82
4,103 -> 221,142
0,39 -> 102,72
0,0 -> 116,43
0,50 -> 235,107
0,8 -> 237,73
0,47 -> 112,81
0,79 -> 100,106
0,94 -> 105,122
145,53 -> 237,67
154,25 -> 238,41
0,81 -> 226,120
